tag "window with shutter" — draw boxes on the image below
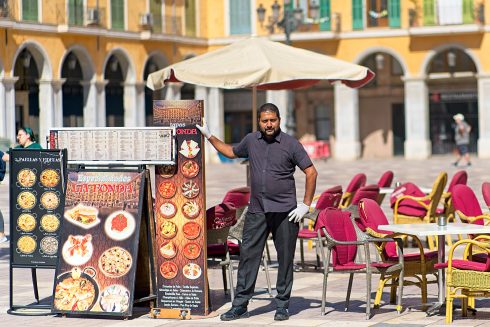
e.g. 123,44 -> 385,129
388,0 -> 400,27
463,0 -> 474,23
352,0 -> 363,30
22,0 -> 38,22
185,0 -> 196,36
423,0 -> 435,25
230,0 -> 251,35
69,0 -> 84,26
111,0 -> 125,30
150,0 -> 162,33
320,0 -> 331,31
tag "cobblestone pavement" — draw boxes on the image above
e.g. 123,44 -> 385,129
1,155 -> 490,326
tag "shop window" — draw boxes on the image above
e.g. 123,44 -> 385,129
111,0 -> 124,30
150,0 -> 163,33
22,0 -> 38,22
367,0 -> 388,27
229,0 -> 251,35
185,0 -> 196,36
68,0 -> 84,26
423,0 -> 436,25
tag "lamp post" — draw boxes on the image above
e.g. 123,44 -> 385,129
257,0 -> 320,136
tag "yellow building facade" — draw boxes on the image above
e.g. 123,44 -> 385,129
0,0 -> 489,160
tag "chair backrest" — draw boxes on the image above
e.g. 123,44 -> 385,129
222,186 -> 250,208
316,185 -> 343,210
345,173 -> 367,193
452,184 -> 484,223
447,170 -> 468,193
377,170 -> 394,188
206,203 -> 237,230
426,172 -> 448,215
482,182 -> 490,208
316,208 -> 358,267
350,184 -> 380,206
389,182 -> 426,208
358,198 -> 397,257
207,226 -> 232,246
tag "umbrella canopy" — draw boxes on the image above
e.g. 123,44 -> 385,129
147,37 -> 374,91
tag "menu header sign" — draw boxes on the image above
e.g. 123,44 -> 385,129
52,170 -> 145,316
9,149 -> 67,267
48,127 -> 175,165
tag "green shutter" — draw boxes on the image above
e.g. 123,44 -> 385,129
388,0 -> 401,28
230,0 -> 251,35
352,0 -> 363,30
111,0 -> 124,30
423,0 -> 435,25
150,0 -> 162,33
320,0 -> 331,31
463,0 -> 474,24
22,0 -> 38,22
185,0 -> 196,36
69,0 -> 84,26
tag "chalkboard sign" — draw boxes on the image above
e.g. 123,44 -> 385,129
9,149 -> 67,267
52,170 -> 145,316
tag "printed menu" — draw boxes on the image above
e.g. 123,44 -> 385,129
51,170 -> 145,316
153,100 -> 209,316
9,149 -> 67,267
48,128 -> 174,163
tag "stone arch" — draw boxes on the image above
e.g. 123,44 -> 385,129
12,40 -> 53,80
354,46 -> 408,76
420,43 -> 481,76
59,45 -> 96,81
103,47 -> 136,83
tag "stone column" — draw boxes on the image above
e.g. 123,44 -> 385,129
38,79 -> 56,146
266,90 -> 288,132
95,80 -> 108,127
206,87 -> 224,163
477,74 -> 490,158
134,82 -> 146,126
51,79 -> 66,128
81,80 -> 98,127
3,77 -> 18,141
333,82 -> 360,160
403,77 -> 431,159
165,83 -> 183,100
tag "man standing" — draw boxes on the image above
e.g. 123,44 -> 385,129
452,113 -> 471,167
197,103 -> 317,321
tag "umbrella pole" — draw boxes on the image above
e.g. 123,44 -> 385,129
252,86 -> 257,132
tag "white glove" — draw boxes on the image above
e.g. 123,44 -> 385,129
196,122 -> 212,139
288,202 -> 310,223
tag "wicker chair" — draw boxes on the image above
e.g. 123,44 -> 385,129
344,184 -> 380,232
392,172 -> 447,250
376,170 -> 394,205
445,235 -> 490,323
359,199 -> 438,305
452,184 -> 490,237
339,173 -> 367,209
316,207 -> 404,319
440,170 -> 468,223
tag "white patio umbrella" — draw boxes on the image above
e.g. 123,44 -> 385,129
147,37 -> 374,130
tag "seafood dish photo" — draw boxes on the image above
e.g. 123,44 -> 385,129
54,268 -> 98,312
182,221 -> 201,240
40,236 -> 59,255
160,261 -> 178,279
181,180 -> 200,199
99,247 -> 132,278
181,160 -> 199,178
99,284 -> 130,313
40,214 -> 60,232
159,240 -> 177,259
62,234 -> 93,266
64,204 -> 100,229
159,202 -> 176,219
40,169 -> 60,188
179,139 -> 200,159
183,242 -> 201,260
182,201 -> 200,219
17,168 -> 36,187
17,235 -> 37,254
17,213 -> 36,232
160,220 -> 177,239
40,191 -> 60,210
17,191 -> 36,210
183,263 -> 202,280
158,181 -> 177,199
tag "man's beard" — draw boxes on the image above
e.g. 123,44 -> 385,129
260,127 -> 280,142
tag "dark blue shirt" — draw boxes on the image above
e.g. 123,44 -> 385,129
233,131 -> 313,213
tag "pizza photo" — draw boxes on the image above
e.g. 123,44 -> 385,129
182,201 -> 200,219
17,191 -> 36,210
17,168 -> 36,188
159,201 -> 177,219
40,191 -> 60,210
160,261 -> 178,279
40,169 -> 60,188
159,240 -> 177,259
181,160 -> 199,178
181,180 -> 200,199
179,139 -> 200,159
158,181 -> 177,199
183,242 -> 201,260
182,221 -> 201,240
99,246 -> 133,278
160,220 -> 177,239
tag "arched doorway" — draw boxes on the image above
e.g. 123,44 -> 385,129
14,49 -> 40,138
143,54 -> 167,126
358,52 -> 405,157
426,48 -> 478,154
104,55 -> 124,127
61,52 -> 83,126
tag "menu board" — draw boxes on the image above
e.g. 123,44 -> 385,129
153,100 -> 208,316
52,170 -> 145,316
9,149 -> 67,267
48,127 -> 175,164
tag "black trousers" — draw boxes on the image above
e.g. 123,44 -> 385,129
232,211 -> 299,309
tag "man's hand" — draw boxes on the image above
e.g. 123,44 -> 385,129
288,202 -> 310,223
196,122 -> 212,139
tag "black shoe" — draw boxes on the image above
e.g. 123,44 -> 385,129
452,162 -> 458,167
274,308 -> 289,321
467,162 -> 472,167
220,306 -> 249,321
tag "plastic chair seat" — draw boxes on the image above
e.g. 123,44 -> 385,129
386,250 -> 438,262
298,228 -> 324,238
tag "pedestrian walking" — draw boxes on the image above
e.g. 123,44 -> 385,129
452,113 -> 472,167
196,103 -> 317,321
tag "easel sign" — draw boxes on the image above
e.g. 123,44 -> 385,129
152,100 -> 209,317
51,169 -> 151,317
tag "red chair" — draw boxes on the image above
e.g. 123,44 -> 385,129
358,198 -> 438,305
482,182 -> 490,208
316,208 -> 404,319
346,184 -> 380,231
452,185 -> 490,234
298,185 -> 343,269
441,170 -> 468,222
340,173 -> 367,208
376,170 -> 394,205
222,186 -> 250,221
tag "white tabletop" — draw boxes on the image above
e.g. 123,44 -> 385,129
378,223 -> 490,236
379,186 -> 432,194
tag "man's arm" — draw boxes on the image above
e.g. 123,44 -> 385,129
207,136 -> 237,159
1,151 -> 8,162
302,165 -> 318,206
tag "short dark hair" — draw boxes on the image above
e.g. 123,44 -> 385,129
20,127 -> 36,142
257,103 -> 280,120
